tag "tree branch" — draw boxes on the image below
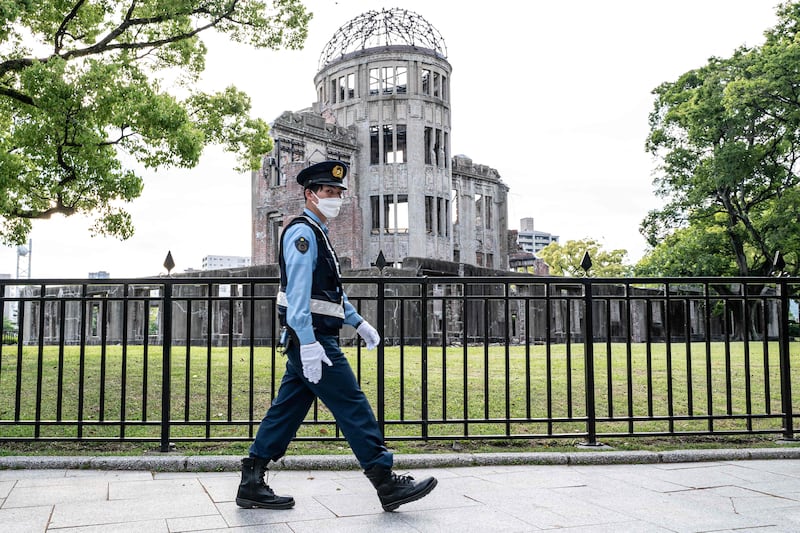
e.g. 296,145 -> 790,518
55,0 -> 89,53
60,2 -> 238,62
0,86 -> 35,106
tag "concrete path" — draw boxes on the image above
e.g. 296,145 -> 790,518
2,448 -> 800,532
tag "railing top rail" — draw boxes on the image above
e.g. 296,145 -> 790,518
2,275 -> 799,289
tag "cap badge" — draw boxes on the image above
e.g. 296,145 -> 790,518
332,165 -> 344,179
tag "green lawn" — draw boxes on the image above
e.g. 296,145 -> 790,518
1,341 -> 798,447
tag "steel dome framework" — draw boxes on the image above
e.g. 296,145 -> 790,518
318,8 -> 448,70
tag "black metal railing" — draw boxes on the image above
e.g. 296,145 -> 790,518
1,275 -> 798,451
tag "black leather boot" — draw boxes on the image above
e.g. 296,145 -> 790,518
236,456 -> 295,509
364,465 -> 437,511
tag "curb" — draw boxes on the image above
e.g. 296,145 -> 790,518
1,448 -> 799,472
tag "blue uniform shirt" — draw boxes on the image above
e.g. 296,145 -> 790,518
282,208 -> 363,345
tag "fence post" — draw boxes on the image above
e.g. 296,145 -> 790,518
160,281 -> 173,452
777,277 -> 795,440
420,277 -> 429,440
582,278 -> 598,446
376,275 -> 385,437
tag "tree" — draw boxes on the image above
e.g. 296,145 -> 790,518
537,238 -> 632,277
0,0 -> 311,245
634,223 -> 738,277
642,1 -> 800,276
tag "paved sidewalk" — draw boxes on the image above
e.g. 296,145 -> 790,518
1,448 -> 800,532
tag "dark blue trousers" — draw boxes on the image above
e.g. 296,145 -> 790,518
249,334 -> 393,471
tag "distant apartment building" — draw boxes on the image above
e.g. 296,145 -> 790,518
517,217 -> 559,254
202,255 -> 252,271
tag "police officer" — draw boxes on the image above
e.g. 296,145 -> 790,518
236,160 -> 437,512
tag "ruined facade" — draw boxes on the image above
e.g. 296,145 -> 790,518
251,8 -> 509,271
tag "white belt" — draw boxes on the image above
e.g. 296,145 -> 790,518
277,291 -> 345,319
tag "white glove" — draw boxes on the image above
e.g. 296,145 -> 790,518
300,342 -> 332,384
356,321 -> 381,350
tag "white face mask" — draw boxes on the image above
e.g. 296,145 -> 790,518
311,191 -> 343,219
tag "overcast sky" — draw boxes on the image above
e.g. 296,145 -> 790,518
0,0 -> 784,279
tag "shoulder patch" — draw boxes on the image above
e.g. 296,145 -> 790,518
295,237 -> 309,254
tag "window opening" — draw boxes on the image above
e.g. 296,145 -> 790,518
442,131 -> 450,168
90,302 -> 100,337
445,199 -> 450,236
422,68 -> 430,95
437,197 -> 445,236
269,215 -> 283,263
370,125 -> 379,164
370,196 -> 381,231
396,66 -> 407,94
382,124 -> 393,163
347,73 -> 356,99
277,138 -> 305,163
434,128 -> 442,167
369,68 -> 380,95
382,66 -> 394,94
425,196 -> 434,234
383,194 -> 408,233
383,124 -> 406,163
424,127 -> 433,165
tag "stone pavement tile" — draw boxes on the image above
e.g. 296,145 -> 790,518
45,518 -> 169,532
0,479 -> 14,498
643,462 -> 763,490
154,471 -> 233,480
196,475 -> 241,503
259,469 -> 354,496
216,496 -> 335,527
745,504 -> 800,531
232,475 -> 348,503
546,522 -> 676,532
475,485 -> 635,530
742,459 -> 800,478
64,470 -> 154,482
471,465 -> 591,490
166,514 -> 229,532
287,512 -> 423,533
198,470 -> 354,503
679,484 -> 800,514
718,461 -> 800,484
48,492 -> 217,529
395,506 -> 538,532
4,478 -> 108,508
0,505 -> 52,533
108,477 -> 206,500
314,478 -> 476,518
0,470 -> 67,481
198,525 -> 292,533
556,483 -> 773,532
570,464 -> 693,493
748,480 -> 800,501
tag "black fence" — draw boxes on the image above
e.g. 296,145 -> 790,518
1,275 -> 798,451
